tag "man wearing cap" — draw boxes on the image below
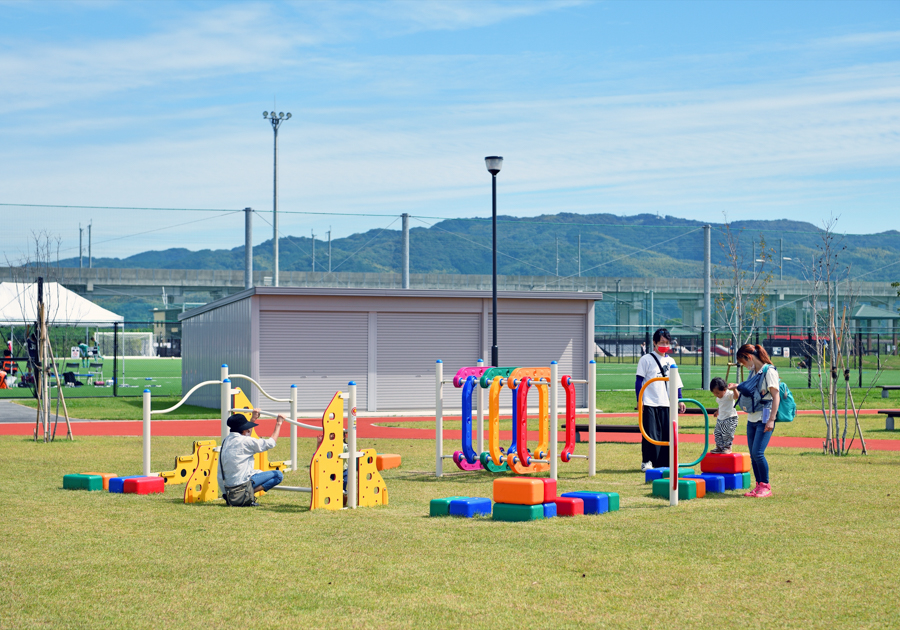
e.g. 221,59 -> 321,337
217,409 -> 285,505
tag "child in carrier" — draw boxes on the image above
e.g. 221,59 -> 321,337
710,377 -> 739,454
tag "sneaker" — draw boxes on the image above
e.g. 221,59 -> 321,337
641,461 -> 654,473
744,483 -> 761,497
710,447 -> 726,454
755,483 -> 773,498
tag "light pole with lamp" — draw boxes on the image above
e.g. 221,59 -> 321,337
263,110 -> 291,287
485,156 -> 503,367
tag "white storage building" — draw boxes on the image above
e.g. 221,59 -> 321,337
179,287 -> 601,412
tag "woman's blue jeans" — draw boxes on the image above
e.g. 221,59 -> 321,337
250,470 -> 283,492
746,421 -> 774,484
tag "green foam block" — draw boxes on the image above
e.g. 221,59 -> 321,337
662,468 -> 695,479
430,496 -> 469,517
741,472 -> 752,489
63,474 -> 103,491
492,503 -> 544,522
651,478 -> 696,500
597,492 -> 620,512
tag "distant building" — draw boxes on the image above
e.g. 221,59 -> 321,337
152,307 -> 184,357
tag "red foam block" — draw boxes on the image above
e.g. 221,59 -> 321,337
538,478 -> 557,502
700,452 -> 751,474
123,477 -> 165,495
554,497 -> 584,517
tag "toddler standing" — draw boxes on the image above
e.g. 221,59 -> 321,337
710,377 -> 739,454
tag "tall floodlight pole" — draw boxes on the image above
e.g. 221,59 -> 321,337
485,156 -> 503,367
79,225 -> 83,269
702,225 -> 711,390
263,110 -> 291,287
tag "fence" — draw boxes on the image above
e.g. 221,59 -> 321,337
1,320 -> 183,399
593,325 -> 900,391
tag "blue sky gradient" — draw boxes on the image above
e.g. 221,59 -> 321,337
1,0 -> 898,260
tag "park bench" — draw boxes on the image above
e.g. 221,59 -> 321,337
878,410 -> 900,431
880,386 -> 900,398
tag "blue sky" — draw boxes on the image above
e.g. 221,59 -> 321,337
1,0 -> 899,261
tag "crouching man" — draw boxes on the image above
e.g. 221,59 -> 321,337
218,409 -> 285,506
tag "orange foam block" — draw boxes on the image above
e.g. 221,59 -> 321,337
82,472 -> 118,491
376,454 -> 401,471
678,477 -> 706,498
493,477 -> 544,505
700,452 -> 751,474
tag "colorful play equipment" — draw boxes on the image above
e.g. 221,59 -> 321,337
141,365 -> 388,511
435,359 -> 597,480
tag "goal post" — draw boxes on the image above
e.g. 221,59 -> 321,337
96,332 -> 155,357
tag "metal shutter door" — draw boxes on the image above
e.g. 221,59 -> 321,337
497,313 -> 586,406
377,312 -> 481,410
259,311 -> 367,412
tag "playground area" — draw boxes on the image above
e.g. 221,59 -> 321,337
1,360 -> 898,629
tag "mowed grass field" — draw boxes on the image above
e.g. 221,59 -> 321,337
1,430 -> 898,629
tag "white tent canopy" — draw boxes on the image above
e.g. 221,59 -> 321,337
0,282 -> 123,326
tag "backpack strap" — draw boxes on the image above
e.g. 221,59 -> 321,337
648,352 -> 668,378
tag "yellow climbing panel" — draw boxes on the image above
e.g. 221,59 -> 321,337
309,391 -> 345,511
159,439 -> 217,486
232,386 -> 288,473
357,448 -> 388,507
183,441 -> 220,503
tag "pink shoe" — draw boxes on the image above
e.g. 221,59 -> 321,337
744,483 -> 761,497
755,483 -> 773,498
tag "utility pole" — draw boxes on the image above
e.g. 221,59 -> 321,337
244,207 -> 253,290
702,225 -> 711,390
578,233 -> 581,277
311,230 -> 316,272
88,221 -> 92,268
401,213 -> 410,289
556,237 -> 559,277
263,110 -> 291,287
780,237 -> 783,280
79,224 -> 83,269
327,227 -> 332,273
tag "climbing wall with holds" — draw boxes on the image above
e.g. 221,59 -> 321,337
310,392 -> 345,511
357,448 -> 388,507
184,442 -> 219,504
159,440 -> 217,486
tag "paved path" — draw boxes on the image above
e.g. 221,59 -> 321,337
0,401 -> 92,424
0,413 -> 897,451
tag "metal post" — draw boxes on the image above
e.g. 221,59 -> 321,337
703,225 -> 711,390
290,384 -> 298,471
79,225 -> 83,269
668,363 -> 679,506
244,208 -> 253,290
578,233 -> 581,277
858,332 -> 863,388
327,228 -> 332,273
348,381 -> 357,509
435,360 -> 443,477
112,322 -> 119,397
550,361 -> 558,480
780,237 -> 783,280
143,389 -> 151,476
273,122 -> 279,287
476,358 -> 484,453
491,174 -> 499,367
220,371 -> 230,441
88,221 -> 92,269
589,359 -> 596,477
311,230 -> 316,272
402,213 -> 410,289
650,290 -> 654,329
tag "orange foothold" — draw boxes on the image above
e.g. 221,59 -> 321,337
376,454 -> 401,471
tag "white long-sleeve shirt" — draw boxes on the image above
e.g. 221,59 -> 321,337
217,432 -> 276,489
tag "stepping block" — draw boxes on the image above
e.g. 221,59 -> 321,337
376,454 -> 401,471
701,452 -> 751,474
538,478 -> 557,502
493,478 -> 545,505
560,492 -> 609,515
63,474 -> 103,491
553,497 -> 584,516
644,467 -> 695,483
123,477 -> 165,495
109,476 -> 144,494
82,472 -> 118,491
492,503 -> 544,522
542,502 -> 557,518
652,478 -> 705,500
430,496 -> 469,517
448,497 -> 492,518
596,491 -> 620,512
682,473 -> 725,493
721,472 -> 753,490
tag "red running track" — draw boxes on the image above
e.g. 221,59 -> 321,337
2,415 -> 898,451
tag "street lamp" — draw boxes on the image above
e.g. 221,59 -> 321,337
485,156 -> 503,367
263,110 -> 291,287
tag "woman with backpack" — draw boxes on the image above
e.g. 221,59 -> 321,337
735,344 -> 780,498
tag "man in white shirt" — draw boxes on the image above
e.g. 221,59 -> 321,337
218,409 -> 285,505
635,329 -> 685,472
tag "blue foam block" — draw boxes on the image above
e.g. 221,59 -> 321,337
542,502 -> 557,518
108,476 -> 144,493
448,497 -> 492,518
682,473 -> 726,493
560,492 -> 609,515
721,473 -> 745,491
644,468 -> 666,483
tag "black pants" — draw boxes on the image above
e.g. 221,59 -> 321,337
641,405 -> 670,468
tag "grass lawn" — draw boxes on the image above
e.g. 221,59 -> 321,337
1,433 -> 897,629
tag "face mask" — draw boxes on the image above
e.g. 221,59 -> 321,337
657,345 -> 671,354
